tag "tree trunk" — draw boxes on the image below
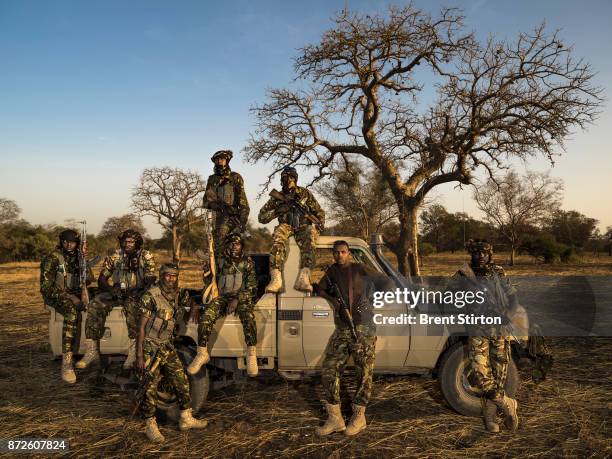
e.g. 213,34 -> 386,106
510,243 -> 516,266
395,205 -> 420,277
171,226 -> 182,263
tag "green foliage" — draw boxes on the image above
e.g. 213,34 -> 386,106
522,234 -> 569,264
418,242 -> 435,257
0,220 -> 56,262
544,210 -> 598,250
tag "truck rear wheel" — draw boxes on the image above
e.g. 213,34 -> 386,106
438,341 -> 519,417
156,343 -> 209,422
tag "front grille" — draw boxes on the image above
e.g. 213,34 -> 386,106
278,310 -> 302,320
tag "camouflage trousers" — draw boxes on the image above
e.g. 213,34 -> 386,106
270,223 -> 318,270
468,336 -> 510,399
48,295 -> 81,354
140,340 -> 191,418
85,292 -> 140,340
321,326 -> 377,406
197,295 -> 257,347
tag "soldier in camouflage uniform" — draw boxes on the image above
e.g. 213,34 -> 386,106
258,166 -> 325,293
40,229 -> 94,384
77,230 -> 156,370
203,150 -> 249,258
315,240 -> 390,437
135,263 -> 208,443
452,239 -> 519,433
188,233 -> 259,377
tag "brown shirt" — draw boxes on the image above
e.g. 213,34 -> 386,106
318,262 -> 388,327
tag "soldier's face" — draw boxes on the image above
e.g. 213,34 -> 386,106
214,157 -> 228,168
471,250 -> 487,267
333,245 -> 350,265
62,240 -> 78,252
230,241 -> 242,258
162,272 -> 178,288
281,174 -> 296,190
122,237 -> 137,253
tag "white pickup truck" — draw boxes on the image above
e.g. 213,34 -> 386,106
49,235 -> 527,420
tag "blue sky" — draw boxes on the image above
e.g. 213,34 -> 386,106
1,0 -> 610,237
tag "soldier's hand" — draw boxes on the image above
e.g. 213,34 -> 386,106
81,241 -> 88,256
227,298 -> 239,315
136,354 -> 145,373
277,204 -> 290,215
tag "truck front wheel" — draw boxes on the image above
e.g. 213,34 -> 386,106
438,341 -> 519,417
155,343 -> 209,422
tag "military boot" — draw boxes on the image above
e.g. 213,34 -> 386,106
493,395 -> 519,430
483,399 -> 500,433
315,402 -> 346,436
145,417 -> 165,443
344,404 -> 367,436
178,408 -> 208,431
246,345 -> 258,377
75,339 -> 99,369
265,269 -> 283,293
294,267 -> 312,292
187,346 -> 210,375
123,339 -> 136,370
61,352 -> 76,384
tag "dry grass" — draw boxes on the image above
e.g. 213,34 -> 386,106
0,256 -> 611,458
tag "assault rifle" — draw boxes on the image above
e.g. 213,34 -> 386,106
323,272 -> 358,342
131,347 -> 162,418
202,210 -> 219,304
269,189 -> 324,232
78,221 -> 91,309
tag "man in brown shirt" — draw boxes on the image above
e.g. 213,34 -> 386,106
315,240 -> 390,437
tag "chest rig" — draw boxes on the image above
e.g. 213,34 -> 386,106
145,286 -> 179,344
214,175 -> 236,207
218,258 -> 244,295
111,251 -> 145,290
55,251 -> 80,291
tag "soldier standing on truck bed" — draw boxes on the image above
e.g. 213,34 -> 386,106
202,149 -> 249,258
40,229 -> 94,384
188,233 -> 259,377
314,240 -> 390,436
452,239 -> 520,433
76,230 -> 156,370
258,166 -> 325,293
135,263 -> 208,443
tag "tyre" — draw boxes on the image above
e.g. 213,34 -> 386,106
438,341 -> 519,417
156,343 -> 209,422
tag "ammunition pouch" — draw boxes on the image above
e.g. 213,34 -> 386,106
145,313 -> 176,343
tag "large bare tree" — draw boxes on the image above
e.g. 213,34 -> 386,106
315,161 -> 398,240
473,171 -> 563,265
131,167 -> 206,262
244,6 -> 603,276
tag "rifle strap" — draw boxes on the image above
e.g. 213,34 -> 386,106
347,263 -> 353,313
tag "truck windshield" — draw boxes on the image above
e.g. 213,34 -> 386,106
311,247 -> 382,284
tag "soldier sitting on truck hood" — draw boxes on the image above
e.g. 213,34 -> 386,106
76,229 -> 156,371
314,240 -> 391,437
258,166 -> 325,293
188,233 -> 259,377
136,263 -> 208,443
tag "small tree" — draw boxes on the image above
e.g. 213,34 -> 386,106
474,171 -> 563,265
0,198 -> 21,224
131,167 -> 206,262
315,161 -> 398,240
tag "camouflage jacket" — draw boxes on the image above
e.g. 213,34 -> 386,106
203,170 -> 249,227
258,186 -> 325,229
203,255 -> 257,303
451,262 -> 518,318
101,249 -> 156,290
40,249 -> 93,303
139,285 -> 191,345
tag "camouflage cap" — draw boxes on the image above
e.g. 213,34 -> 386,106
118,229 -> 143,249
466,239 -> 493,254
211,150 -> 233,162
224,232 -> 244,247
281,166 -> 298,180
160,263 -> 179,277
59,229 -> 80,243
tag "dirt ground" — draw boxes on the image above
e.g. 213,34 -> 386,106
0,254 -> 611,458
